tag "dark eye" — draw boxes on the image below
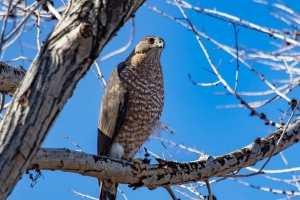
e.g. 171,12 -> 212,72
147,38 -> 154,44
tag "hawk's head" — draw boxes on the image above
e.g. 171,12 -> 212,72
135,36 -> 164,54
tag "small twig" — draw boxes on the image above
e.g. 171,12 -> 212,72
161,142 -> 176,161
247,166 -> 300,174
177,184 -> 204,199
0,0 -> 12,51
280,152 -> 300,191
222,171 -> 263,178
3,0 -> 45,43
36,7 -> 41,50
93,61 -> 106,89
4,56 -> 33,63
262,174 -> 299,187
69,189 -> 97,200
174,188 -> 199,200
63,136 -> 83,152
232,179 -> 300,196
260,99 -> 300,171
165,186 -> 178,200
204,180 -> 212,200
167,1 -> 300,46
188,74 -> 220,87
99,18 -> 135,62
233,24 -> 240,92
46,1 -> 62,20
146,149 -> 161,159
117,187 -> 128,200
151,136 -> 204,155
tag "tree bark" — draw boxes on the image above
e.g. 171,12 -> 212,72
27,118 -> 300,189
0,61 -> 26,95
0,0 -> 145,199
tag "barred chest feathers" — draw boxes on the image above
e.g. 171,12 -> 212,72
114,53 -> 164,157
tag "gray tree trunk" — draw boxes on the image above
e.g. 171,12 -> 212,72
0,0 -> 145,199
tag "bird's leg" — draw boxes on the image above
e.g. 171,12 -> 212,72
125,157 -> 143,169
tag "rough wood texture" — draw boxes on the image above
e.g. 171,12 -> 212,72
27,118 -> 300,189
0,62 -> 26,95
0,0 -> 145,199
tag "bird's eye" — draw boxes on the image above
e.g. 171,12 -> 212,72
147,38 -> 154,44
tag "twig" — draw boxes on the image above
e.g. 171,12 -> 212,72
151,136 -> 204,155
46,1 -> 62,20
170,1 -> 280,127
161,142 -> 176,161
188,74 -> 220,87
69,189 -> 97,200
174,188 -> 199,200
93,61 -> 106,89
233,24 -> 240,92
247,166 -> 300,174
117,187 -> 128,200
99,18 -> 135,62
204,180 -> 212,200
148,4 -> 293,105
279,152 -> 300,191
165,186 -> 178,200
232,179 -> 300,196
63,136 -> 83,152
167,1 -> 300,46
177,184 -> 204,199
261,174 -> 299,187
3,0 -> 45,43
36,7 -> 41,51
4,56 -> 33,63
0,0 -> 12,51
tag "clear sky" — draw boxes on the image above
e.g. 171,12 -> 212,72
3,0 -> 300,199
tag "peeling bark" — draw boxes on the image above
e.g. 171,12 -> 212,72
27,118 -> 300,189
0,0 -> 145,199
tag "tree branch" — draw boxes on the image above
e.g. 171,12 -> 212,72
27,118 -> 300,189
0,61 -> 26,95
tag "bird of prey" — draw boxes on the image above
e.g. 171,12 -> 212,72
97,36 -> 165,200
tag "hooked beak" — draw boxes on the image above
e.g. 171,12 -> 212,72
156,39 -> 165,49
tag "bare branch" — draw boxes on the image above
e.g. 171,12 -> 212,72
98,18 -> 135,62
63,136 -> 83,152
260,99 -> 300,171
165,186 -> 178,200
204,180 -> 212,200
27,118 -> 300,189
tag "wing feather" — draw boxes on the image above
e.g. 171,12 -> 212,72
97,63 -> 128,156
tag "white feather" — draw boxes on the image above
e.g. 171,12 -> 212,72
108,143 -> 124,159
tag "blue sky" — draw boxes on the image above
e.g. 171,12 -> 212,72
3,0 -> 300,199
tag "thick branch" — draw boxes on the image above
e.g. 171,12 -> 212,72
0,0 -> 145,199
0,61 -> 26,95
28,118 -> 300,189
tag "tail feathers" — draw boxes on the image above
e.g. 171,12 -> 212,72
99,180 -> 118,200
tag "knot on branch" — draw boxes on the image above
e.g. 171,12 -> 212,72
80,22 -> 92,38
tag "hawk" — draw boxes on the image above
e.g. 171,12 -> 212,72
97,36 -> 165,200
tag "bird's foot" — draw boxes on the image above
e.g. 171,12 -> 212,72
126,157 -> 143,169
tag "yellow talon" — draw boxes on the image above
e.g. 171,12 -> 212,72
126,157 -> 143,168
